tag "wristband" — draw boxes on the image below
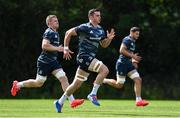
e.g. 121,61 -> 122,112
64,46 -> 69,50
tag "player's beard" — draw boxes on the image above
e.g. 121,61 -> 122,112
55,24 -> 59,30
135,36 -> 139,40
98,18 -> 101,24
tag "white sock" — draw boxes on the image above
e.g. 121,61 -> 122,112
17,82 -> 24,88
90,83 -> 100,95
136,96 -> 142,101
58,94 -> 68,105
68,95 -> 75,103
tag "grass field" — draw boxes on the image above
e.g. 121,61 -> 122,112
0,99 -> 180,118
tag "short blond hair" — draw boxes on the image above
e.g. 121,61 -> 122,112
46,15 -> 57,26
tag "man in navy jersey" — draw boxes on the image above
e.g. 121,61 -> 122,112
54,8 -> 115,113
103,27 -> 149,106
11,15 -> 84,108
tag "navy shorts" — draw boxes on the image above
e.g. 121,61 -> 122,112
37,60 -> 62,76
116,60 -> 135,76
77,55 -> 94,72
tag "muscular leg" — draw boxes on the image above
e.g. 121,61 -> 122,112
103,78 -> 123,89
133,77 -> 142,98
87,59 -> 109,106
52,69 -> 76,103
128,70 -> 149,106
88,59 -> 109,85
88,59 -> 109,96
65,68 -> 89,96
57,68 -> 89,106
11,74 -> 46,96
94,64 -> 109,84
19,79 -> 44,88
52,69 -> 69,92
132,76 -> 149,106
103,71 -> 125,89
65,78 -> 83,96
17,74 -> 46,88
128,70 -> 142,100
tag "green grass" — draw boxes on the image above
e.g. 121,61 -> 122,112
0,99 -> 180,118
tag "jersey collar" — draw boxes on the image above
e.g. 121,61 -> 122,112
129,35 -> 136,42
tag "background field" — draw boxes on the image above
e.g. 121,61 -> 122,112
0,99 -> 179,118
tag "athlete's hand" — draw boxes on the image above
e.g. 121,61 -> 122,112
107,28 -> 115,40
57,45 -> 64,52
63,48 -> 74,60
132,53 -> 142,62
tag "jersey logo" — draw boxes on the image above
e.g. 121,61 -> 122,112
99,30 -> 103,34
88,57 -> 93,60
86,62 -> 89,65
79,59 -> 83,63
90,30 -> 93,34
39,70 -> 43,75
54,41 -> 59,45
55,35 -> 58,38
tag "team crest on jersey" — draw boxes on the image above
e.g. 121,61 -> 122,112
90,30 -> 93,34
88,56 -> 93,60
55,35 -> 58,38
86,62 -> 89,65
39,70 -> 43,75
99,30 -> 103,34
79,59 -> 83,63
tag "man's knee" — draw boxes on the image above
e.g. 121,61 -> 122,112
128,70 -> 140,80
54,69 -> 66,79
100,65 -> 109,76
58,76 -> 68,83
133,77 -> 142,84
104,66 -> 109,76
35,74 -> 46,87
75,72 -> 88,82
128,70 -> 142,84
116,73 -> 126,85
34,80 -> 44,87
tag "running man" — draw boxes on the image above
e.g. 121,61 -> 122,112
103,27 -> 149,106
54,8 -> 115,112
11,15 -> 84,108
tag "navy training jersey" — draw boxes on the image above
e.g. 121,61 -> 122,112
75,22 -> 106,57
118,36 -> 136,63
38,28 -> 60,63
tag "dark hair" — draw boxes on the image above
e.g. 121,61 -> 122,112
88,8 -> 101,17
130,27 -> 140,32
